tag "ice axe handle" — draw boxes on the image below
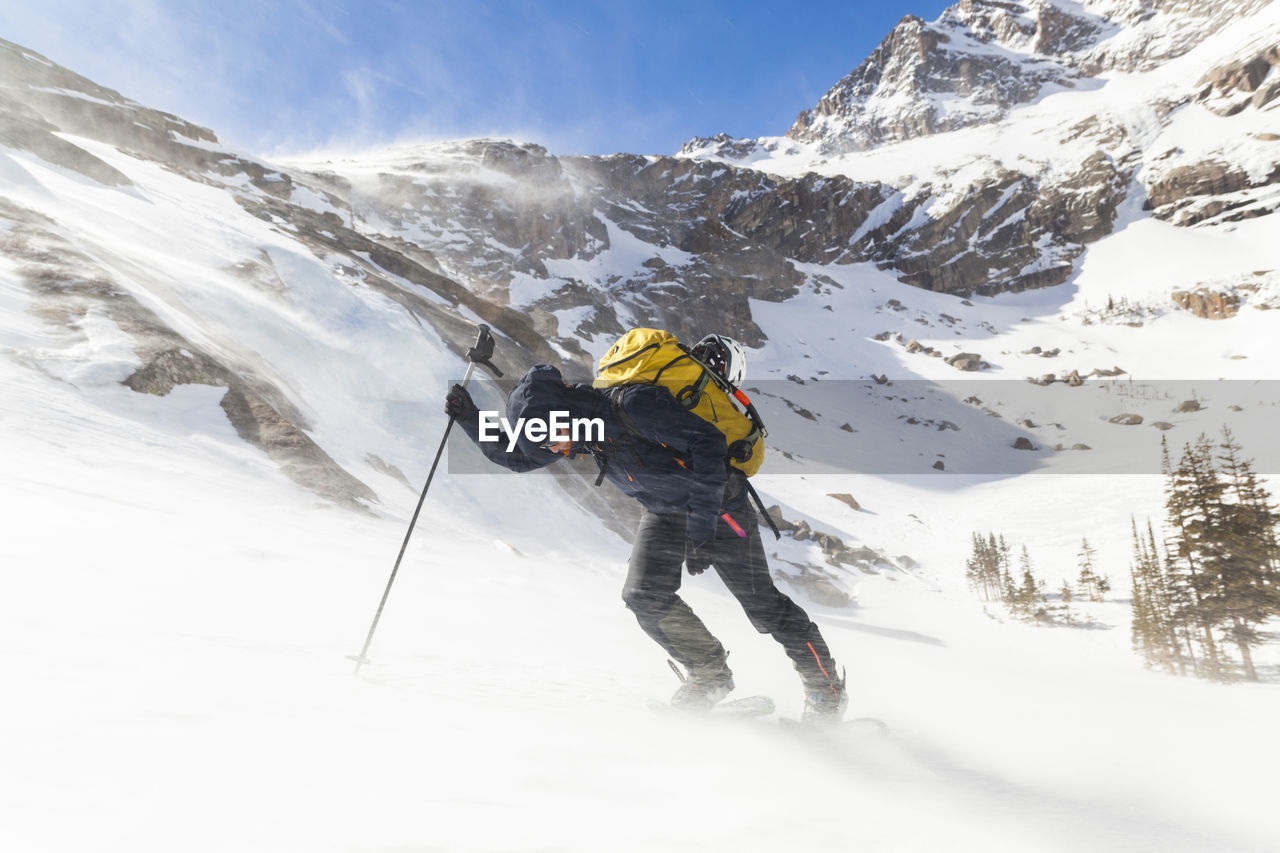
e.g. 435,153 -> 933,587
460,322 -> 499,376
466,324 -> 503,377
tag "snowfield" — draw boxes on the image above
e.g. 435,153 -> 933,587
4,344 -> 1279,852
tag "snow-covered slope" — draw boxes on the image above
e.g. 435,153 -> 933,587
5,329 -> 1280,852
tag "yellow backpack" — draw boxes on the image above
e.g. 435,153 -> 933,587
593,328 -> 767,476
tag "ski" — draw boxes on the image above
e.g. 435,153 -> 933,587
779,716 -> 889,734
649,695 -> 776,718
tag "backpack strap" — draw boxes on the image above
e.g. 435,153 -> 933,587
606,386 -> 647,442
589,448 -> 608,486
646,351 -> 712,411
744,479 -> 782,541
582,386 -> 646,488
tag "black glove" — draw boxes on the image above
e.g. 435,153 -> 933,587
685,540 -> 713,575
445,384 -> 478,421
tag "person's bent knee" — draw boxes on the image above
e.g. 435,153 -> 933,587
741,594 -> 807,636
622,588 -> 675,621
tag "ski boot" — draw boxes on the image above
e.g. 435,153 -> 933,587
801,667 -> 848,725
670,657 -> 735,711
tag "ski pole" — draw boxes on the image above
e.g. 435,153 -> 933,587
349,324 -> 502,674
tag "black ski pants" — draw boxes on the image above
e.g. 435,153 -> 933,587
621,506 -> 839,692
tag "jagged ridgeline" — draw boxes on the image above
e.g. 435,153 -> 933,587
2,0 -> 1278,520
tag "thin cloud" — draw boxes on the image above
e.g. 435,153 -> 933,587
291,0 -> 351,45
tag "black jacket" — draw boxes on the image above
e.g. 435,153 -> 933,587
457,364 -> 734,542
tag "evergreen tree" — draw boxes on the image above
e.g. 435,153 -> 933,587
1129,516 -> 1185,674
1156,430 -> 1280,681
1077,538 -> 1100,601
1130,574 -> 1151,661
1208,428 -> 1280,680
998,534 -> 1015,604
965,532 -> 986,599
1018,546 -> 1043,620
1164,436 -> 1225,678
1148,520 -> 1192,676
966,531 -> 1022,606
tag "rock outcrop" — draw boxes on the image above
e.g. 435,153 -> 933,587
1171,289 -> 1240,319
947,352 -> 986,371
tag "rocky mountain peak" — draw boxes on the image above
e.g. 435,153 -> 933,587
785,1 -> 1099,154
779,0 -> 1277,155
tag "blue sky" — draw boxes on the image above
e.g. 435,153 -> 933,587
2,1 -> 952,157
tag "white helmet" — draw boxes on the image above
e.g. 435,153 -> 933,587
691,334 -> 747,387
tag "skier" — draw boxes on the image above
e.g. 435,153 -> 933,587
443,334 -> 848,722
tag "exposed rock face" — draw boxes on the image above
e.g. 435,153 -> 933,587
310,140 -> 609,304
1147,160 -> 1280,225
1109,413 -> 1145,425
882,157 -> 1130,295
1197,45 -> 1280,115
218,384 -> 378,508
1171,289 -> 1240,319
0,200 -> 376,509
558,153 -> 884,344
328,130 -> 1133,340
